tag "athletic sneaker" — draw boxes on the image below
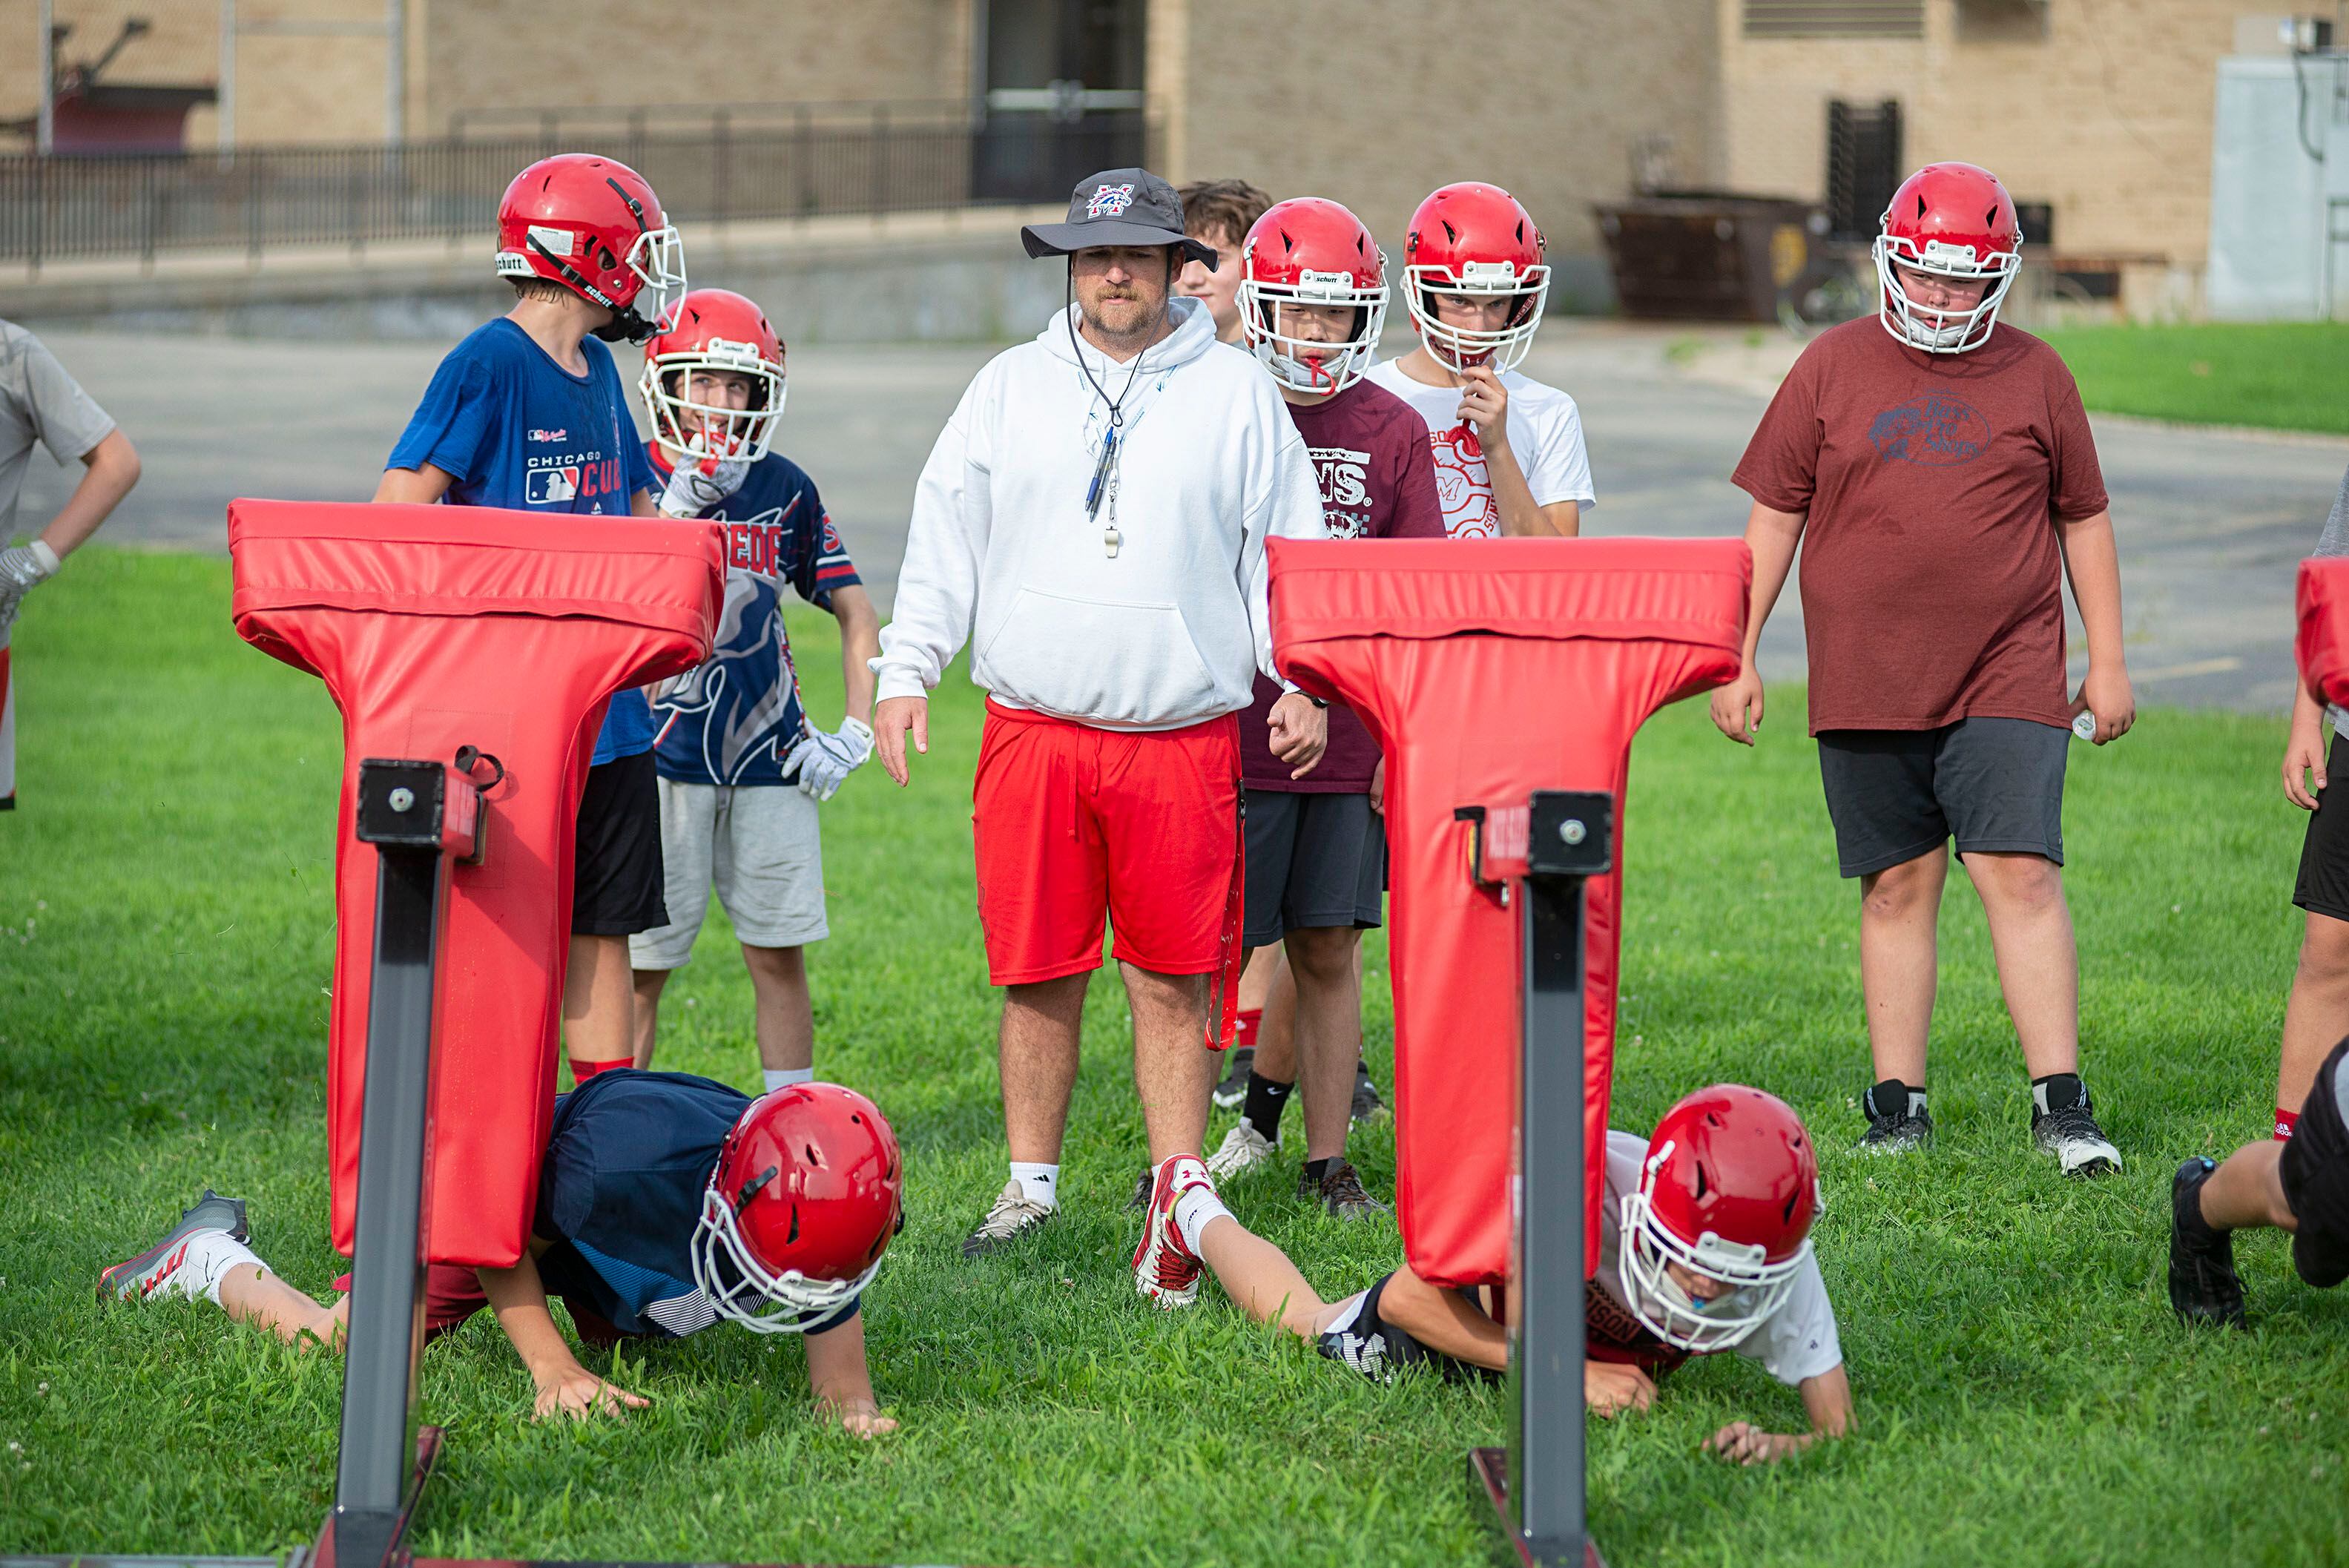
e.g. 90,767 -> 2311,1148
2032,1084 -> 2122,1177
1302,1158 -> 1389,1222
1212,1047 -> 1256,1113
2168,1156 -> 2247,1328
96,1189 -> 251,1302
1857,1081 -> 1933,1155
961,1181 -> 1054,1259
1133,1154 -> 1212,1308
1207,1120 -> 1279,1179
1351,1062 -> 1388,1124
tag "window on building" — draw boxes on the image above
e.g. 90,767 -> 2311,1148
1743,0 -> 1925,38
1954,0 -> 2050,43
1825,99 -> 1903,242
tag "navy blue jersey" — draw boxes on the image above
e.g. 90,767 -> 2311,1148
648,446 -> 863,786
532,1068 -> 857,1337
386,319 -> 660,764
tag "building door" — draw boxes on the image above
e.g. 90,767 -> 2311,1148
972,0 -> 1147,201
1824,99 -> 1902,243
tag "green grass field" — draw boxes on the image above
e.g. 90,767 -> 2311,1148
3,550 -> 2348,1567
2039,322 -> 2349,436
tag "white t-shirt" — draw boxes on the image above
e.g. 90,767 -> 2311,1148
1588,1129 -> 1842,1388
1365,357 -> 1595,540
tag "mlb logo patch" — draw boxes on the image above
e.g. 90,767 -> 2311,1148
526,466 -> 580,505
1087,183 -> 1137,220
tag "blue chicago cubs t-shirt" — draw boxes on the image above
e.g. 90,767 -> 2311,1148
533,1068 -> 858,1338
648,446 -> 863,786
386,319 -> 661,765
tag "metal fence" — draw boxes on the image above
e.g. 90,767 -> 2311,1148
0,110 -> 1147,269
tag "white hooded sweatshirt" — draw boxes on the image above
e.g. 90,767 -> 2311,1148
873,296 -> 1328,730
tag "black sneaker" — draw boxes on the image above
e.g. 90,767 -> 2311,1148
2032,1079 -> 2121,1177
1301,1158 -> 1390,1222
1350,1062 -> 1388,1124
1857,1079 -> 1932,1154
2168,1156 -> 2247,1328
1212,1047 -> 1255,1113
1127,1165 -> 1154,1210
962,1182 -> 1054,1259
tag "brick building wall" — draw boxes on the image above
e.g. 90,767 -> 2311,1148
1147,0 -> 1722,307
1719,0 -> 2253,280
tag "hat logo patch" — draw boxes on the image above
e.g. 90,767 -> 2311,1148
1087,183 -> 1137,220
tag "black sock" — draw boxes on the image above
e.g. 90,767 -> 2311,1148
1242,1071 -> 1294,1140
2032,1073 -> 2086,1116
1866,1078 -> 1926,1121
1302,1157 -> 1335,1185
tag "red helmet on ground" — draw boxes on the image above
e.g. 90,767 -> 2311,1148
1872,161 -> 2023,355
691,1082 -> 903,1333
1402,182 -> 1549,374
494,153 -> 687,344
1239,197 -> 1388,395
1618,1084 -> 1822,1353
639,288 -> 788,464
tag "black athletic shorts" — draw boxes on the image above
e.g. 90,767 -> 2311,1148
2281,1037 -> 2349,1289
1816,717 -> 2068,879
1314,1271 -> 1494,1384
2294,733 -> 2349,923
572,749 -> 668,938
1242,788 -> 1384,951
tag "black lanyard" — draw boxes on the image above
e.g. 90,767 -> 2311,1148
1068,300 -> 1145,523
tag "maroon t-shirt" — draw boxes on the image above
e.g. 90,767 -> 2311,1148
1244,378 -> 1446,791
1731,318 -> 2109,734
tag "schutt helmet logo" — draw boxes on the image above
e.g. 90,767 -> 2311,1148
1868,392 -> 1991,467
1086,183 -> 1138,220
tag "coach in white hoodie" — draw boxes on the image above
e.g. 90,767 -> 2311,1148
872,169 -> 1329,1271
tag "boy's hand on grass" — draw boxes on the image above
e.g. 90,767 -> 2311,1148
2072,664 -> 2135,745
533,1362 -> 650,1421
1703,1421 -> 1805,1465
1710,665 -> 1765,745
819,1394 -> 899,1438
1585,1360 -> 1655,1417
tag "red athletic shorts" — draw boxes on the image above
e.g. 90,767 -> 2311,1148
333,1265 -> 628,1348
972,700 -> 1244,998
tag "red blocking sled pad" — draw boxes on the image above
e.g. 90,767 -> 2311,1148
230,500 -> 725,1268
2299,558 -> 2349,705
1271,537 -> 1750,1286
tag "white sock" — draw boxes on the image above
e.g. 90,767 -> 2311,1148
1173,1185 -> 1232,1256
1009,1162 -> 1061,1210
763,1067 -> 815,1093
178,1230 -> 265,1306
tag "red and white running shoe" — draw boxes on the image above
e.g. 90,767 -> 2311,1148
1133,1153 -> 1213,1309
96,1190 -> 248,1303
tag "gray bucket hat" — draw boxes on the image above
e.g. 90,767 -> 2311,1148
1021,168 -> 1217,269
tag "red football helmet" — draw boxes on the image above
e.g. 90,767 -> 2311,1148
494,153 -> 687,344
639,289 -> 788,464
1402,182 -> 1549,374
1873,161 -> 2023,355
1239,197 -> 1388,395
691,1082 -> 903,1334
1618,1084 -> 1822,1353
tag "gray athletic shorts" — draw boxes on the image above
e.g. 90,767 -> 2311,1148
1242,788 -> 1385,949
627,777 -> 828,969
1816,717 -> 2068,878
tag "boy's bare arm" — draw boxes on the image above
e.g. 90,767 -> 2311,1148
475,1251 -> 650,1420
2057,509 -> 2135,743
1704,1363 -> 1853,1464
1710,501 -> 1806,744
374,464 -> 456,505
830,584 -> 882,725
804,1309 -> 897,1437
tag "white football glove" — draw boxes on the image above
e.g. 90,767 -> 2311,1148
782,716 -> 874,803
658,449 -> 751,518
0,540 -> 60,636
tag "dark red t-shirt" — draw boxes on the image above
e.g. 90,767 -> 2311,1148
1731,319 -> 2109,734
1245,378 -> 1446,791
